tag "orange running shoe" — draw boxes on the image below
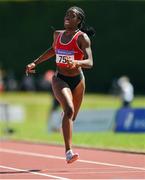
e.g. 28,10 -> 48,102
66,149 -> 79,164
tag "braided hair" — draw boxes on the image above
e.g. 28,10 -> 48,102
67,6 -> 95,37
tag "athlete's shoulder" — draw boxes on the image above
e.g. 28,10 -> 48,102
78,31 -> 90,45
52,30 -> 64,48
78,31 -> 89,39
53,30 -> 64,43
54,30 -> 64,37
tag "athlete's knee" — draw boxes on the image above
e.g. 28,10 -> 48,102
64,105 -> 74,119
72,114 -> 76,121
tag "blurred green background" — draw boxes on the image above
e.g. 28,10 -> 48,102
1,92 -> 145,152
0,0 -> 145,93
0,0 -> 145,153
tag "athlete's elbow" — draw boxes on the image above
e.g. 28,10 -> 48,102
88,61 -> 93,68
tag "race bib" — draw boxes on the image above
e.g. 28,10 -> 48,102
56,49 -> 74,65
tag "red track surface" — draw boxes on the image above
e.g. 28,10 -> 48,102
0,140 -> 145,179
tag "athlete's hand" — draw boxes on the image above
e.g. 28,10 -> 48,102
66,58 -> 79,69
25,62 -> 36,76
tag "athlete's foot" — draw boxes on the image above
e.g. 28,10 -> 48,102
66,149 -> 79,164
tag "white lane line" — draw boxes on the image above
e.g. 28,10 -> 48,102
78,159 -> 145,171
41,170 -> 145,175
0,148 -> 145,171
0,165 -> 70,180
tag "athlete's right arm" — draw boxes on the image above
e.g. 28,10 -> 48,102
25,31 -> 59,75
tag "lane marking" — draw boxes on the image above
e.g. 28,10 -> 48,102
0,148 -> 145,171
40,170 -> 145,175
0,165 -> 70,180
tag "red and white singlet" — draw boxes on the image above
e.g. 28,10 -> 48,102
55,30 -> 84,68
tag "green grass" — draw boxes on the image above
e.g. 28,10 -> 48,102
0,92 -> 145,153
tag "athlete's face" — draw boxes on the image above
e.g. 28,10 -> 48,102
64,9 -> 81,30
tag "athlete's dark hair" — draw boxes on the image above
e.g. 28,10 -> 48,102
67,6 -> 95,37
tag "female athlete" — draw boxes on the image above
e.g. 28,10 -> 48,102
26,6 -> 95,164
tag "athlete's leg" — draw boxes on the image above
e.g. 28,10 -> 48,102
52,75 -> 74,152
48,97 -> 60,132
72,78 -> 85,121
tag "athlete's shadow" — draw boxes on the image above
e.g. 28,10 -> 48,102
0,169 -> 41,174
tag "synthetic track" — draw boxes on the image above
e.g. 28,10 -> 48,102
0,140 -> 145,179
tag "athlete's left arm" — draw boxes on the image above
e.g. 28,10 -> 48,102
75,33 -> 93,69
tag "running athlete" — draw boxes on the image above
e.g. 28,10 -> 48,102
26,6 -> 95,164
